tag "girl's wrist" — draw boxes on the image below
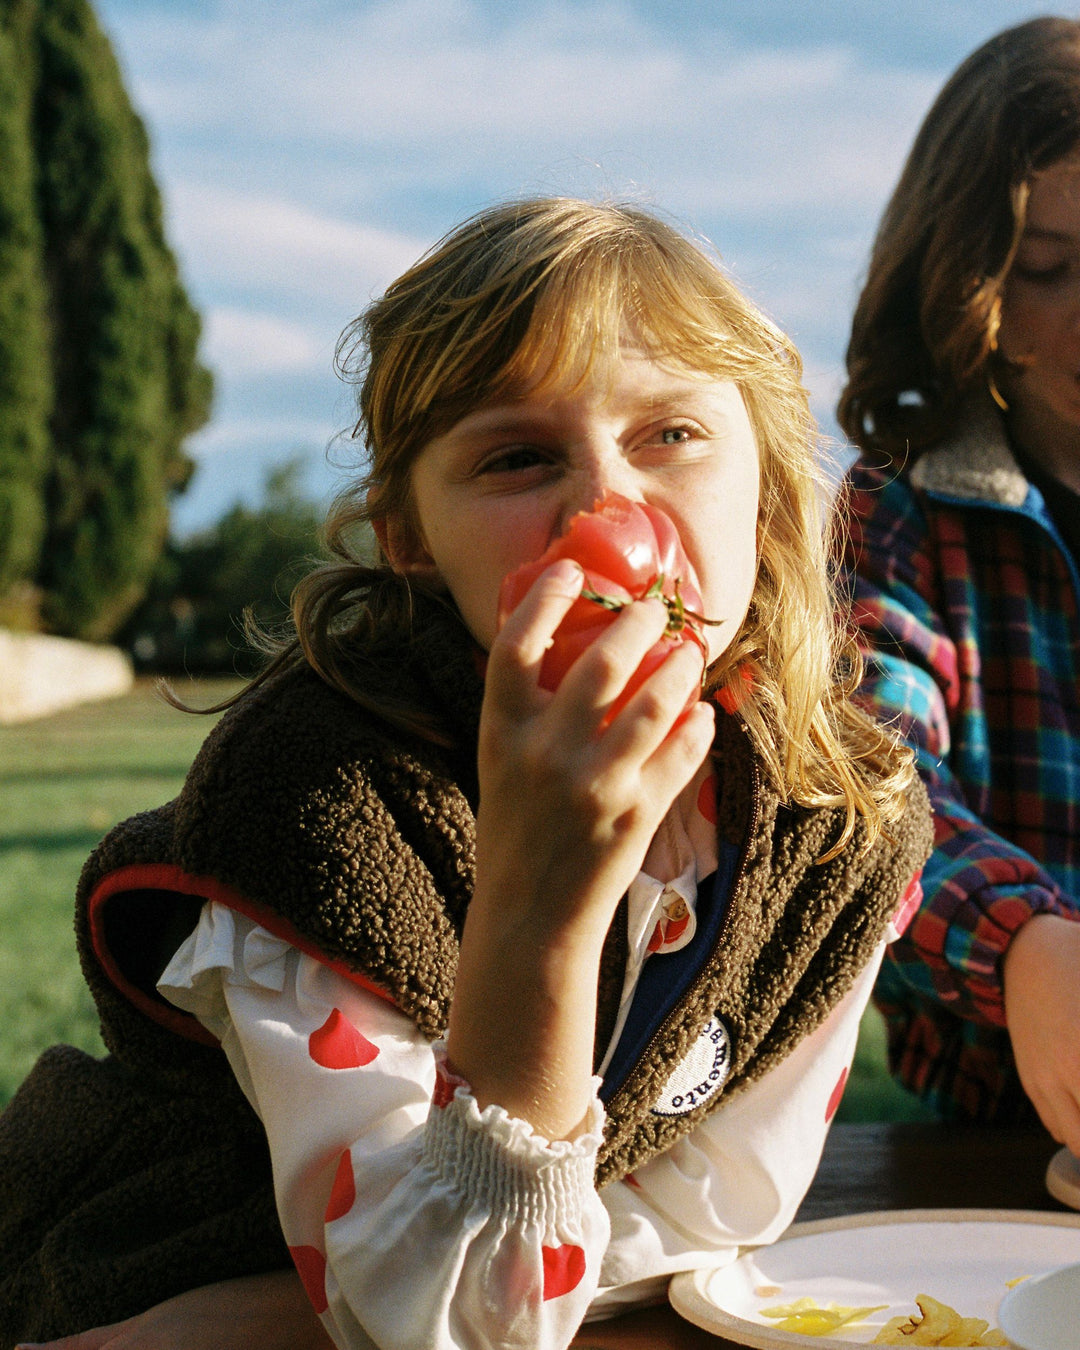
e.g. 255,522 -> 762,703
466,873 -> 618,956
447,923 -> 605,1139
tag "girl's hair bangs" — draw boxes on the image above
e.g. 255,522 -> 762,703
446,217 -> 761,409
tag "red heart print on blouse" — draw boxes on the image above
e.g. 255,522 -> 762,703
432,1059 -> 457,1108
289,1244 -> 328,1314
696,772 -> 718,825
542,1243 -> 586,1300
309,1008 -> 379,1070
825,1065 -> 849,1123
325,1148 -> 356,1223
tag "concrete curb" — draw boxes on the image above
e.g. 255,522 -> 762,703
0,629 -> 134,724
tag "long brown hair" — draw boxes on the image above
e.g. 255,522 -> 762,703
839,16 -> 1080,463
200,197 -> 914,849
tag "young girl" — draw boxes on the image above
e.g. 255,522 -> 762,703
840,16 -> 1080,1156
0,197 -> 930,1350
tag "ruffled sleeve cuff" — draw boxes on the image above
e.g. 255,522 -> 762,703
158,900 -> 296,1041
424,1043 -> 605,1228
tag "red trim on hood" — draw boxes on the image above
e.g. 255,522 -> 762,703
87,862 -> 397,1046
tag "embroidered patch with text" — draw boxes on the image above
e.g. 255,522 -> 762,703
650,1015 -> 732,1116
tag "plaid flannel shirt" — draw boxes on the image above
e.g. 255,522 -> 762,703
842,399 -> 1080,1123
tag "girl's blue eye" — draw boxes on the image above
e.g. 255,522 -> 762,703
661,427 -> 692,444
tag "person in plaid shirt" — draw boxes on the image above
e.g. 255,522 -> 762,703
838,16 -> 1080,1156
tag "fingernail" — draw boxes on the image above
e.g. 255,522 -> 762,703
545,558 -> 584,592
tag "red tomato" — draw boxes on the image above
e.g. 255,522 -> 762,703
497,492 -> 712,722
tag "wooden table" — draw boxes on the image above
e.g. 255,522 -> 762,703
571,1122 -> 1067,1347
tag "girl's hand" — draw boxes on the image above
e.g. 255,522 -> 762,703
16,1271 -> 334,1350
447,559 -> 715,1141
479,558 -> 713,930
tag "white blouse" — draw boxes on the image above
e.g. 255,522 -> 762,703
158,762 -> 902,1350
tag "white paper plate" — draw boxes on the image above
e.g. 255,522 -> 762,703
668,1209 -> 1080,1348
1046,1148 -> 1080,1211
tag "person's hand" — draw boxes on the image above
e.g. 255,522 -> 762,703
16,1270 -> 334,1350
477,558 -> 714,937
448,558 -> 715,1141
1003,912 -> 1080,1155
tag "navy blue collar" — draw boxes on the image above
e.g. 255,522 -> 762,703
600,839 -> 737,1102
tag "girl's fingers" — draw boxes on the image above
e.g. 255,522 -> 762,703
554,597 -> 672,731
492,570 -> 697,741
645,697 -> 717,790
606,640 -> 713,765
487,559 -> 584,687
487,579 -> 711,834
567,611 -> 706,741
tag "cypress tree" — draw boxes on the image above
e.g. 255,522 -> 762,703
0,0 -> 211,640
0,0 -> 51,621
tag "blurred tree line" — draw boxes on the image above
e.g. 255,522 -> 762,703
0,0 -> 322,672
119,458 -> 322,676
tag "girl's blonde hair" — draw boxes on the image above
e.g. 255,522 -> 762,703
839,16 -> 1080,463
242,197 -> 912,852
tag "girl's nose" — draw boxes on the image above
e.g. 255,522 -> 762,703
557,451 -> 641,532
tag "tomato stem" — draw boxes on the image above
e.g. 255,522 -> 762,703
580,575 -> 724,633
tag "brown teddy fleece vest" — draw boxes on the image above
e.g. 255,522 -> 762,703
0,601 -> 931,1341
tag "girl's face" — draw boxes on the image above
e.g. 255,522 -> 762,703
998,154 -> 1080,482
379,347 -> 760,661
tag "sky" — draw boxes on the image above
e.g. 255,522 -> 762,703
92,0 -> 1065,535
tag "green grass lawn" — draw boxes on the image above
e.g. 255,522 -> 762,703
0,677 -> 937,1121
839,1000 -> 937,1123
0,678 -> 240,1104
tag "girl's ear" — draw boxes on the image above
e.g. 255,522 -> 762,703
371,510 -> 441,582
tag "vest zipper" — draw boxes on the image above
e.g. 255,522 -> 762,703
613,734 -> 762,1110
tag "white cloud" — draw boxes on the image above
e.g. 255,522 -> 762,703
168,183 -> 426,308
203,307 -> 330,377
185,414 -> 340,458
115,1 -> 937,224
